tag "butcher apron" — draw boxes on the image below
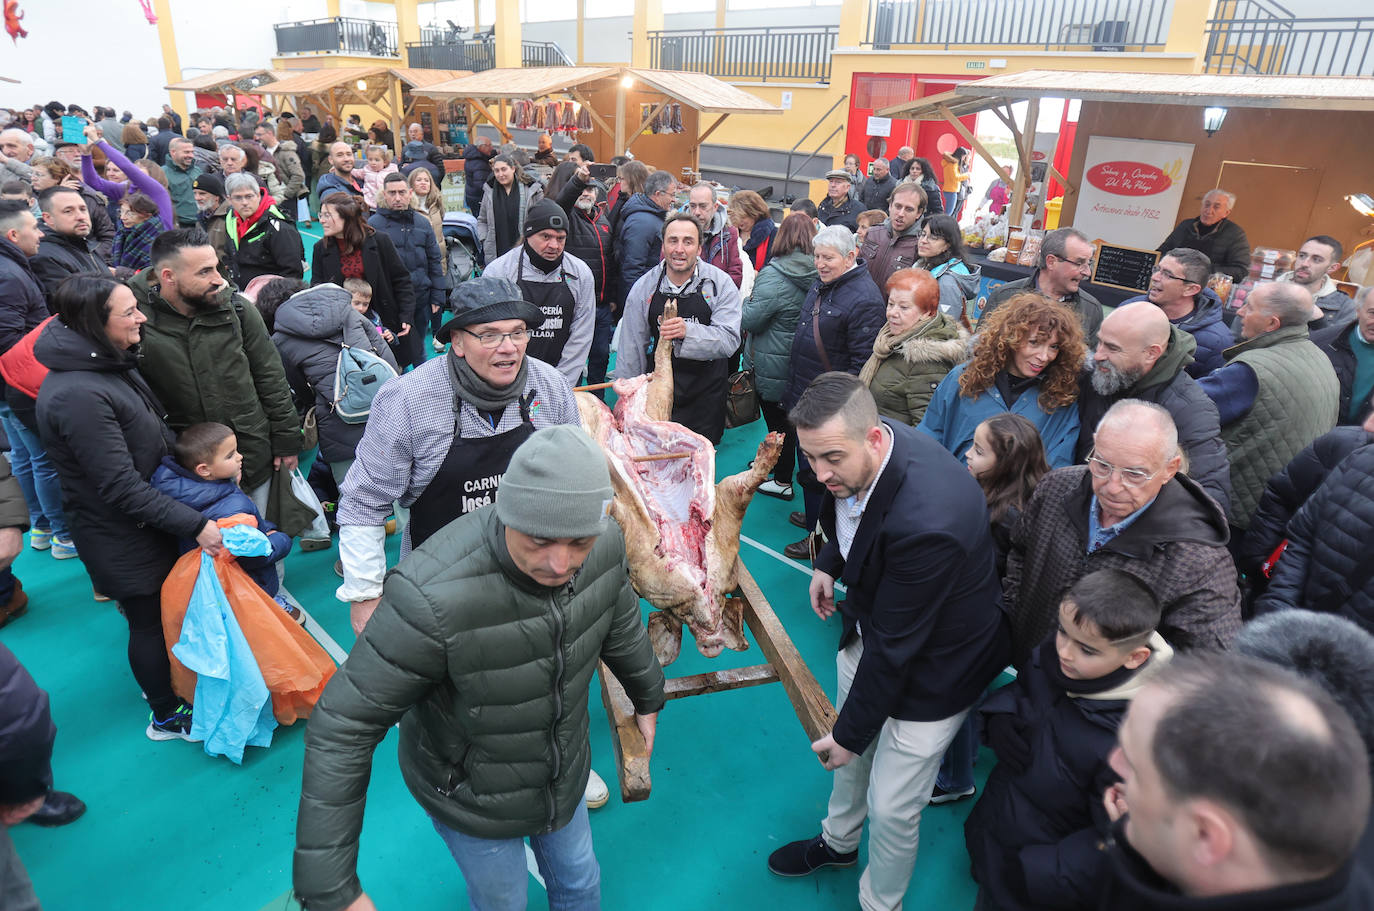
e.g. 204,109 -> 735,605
647,269 -> 729,444
518,253 -> 576,371
406,394 -> 536,549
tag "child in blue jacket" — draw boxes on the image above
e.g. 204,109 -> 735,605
150,422 -> 296,619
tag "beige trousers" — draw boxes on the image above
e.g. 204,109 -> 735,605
820,635 -> 969,911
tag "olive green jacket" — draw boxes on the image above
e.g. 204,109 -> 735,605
865,311 -> 970,426
293,508 -> 665,911
129,269 -> 301,490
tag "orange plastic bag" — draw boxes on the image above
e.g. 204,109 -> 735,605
161,542 -> 336,725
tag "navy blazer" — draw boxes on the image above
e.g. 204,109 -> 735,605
817,419 -> 1009,753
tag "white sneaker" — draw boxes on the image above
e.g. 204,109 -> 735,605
757,478 -> 794,500
584,769 -> 609,809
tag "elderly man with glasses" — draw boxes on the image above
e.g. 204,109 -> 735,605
1002,399 -> 1241,668
982,227 -> 1105,347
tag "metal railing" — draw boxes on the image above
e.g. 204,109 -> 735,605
274,17 -> 399,57
1205,3 -> 1374,75
405,38 -> 572,71
863,0 -> 1169,51
522,40 -> 574,67
648,26 -> 839,83
406,40 -> 496,71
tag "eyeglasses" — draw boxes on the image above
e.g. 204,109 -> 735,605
1054,254 -> 1095,272
1151,265 -> 1188,282
462,328 -> 530,349
1086,449 -> 1159,488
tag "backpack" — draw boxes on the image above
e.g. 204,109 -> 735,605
332,343 -> 398,424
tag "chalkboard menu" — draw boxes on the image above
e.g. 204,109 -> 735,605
1092,244 -> 1161,293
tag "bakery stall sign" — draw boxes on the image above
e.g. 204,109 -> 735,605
1093,243 -> 1161,293
1073,136 -> 1194,250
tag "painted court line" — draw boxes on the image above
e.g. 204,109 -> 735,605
740,535 -> 847,592
526,843 -> 545,886
302,610 -> 349,665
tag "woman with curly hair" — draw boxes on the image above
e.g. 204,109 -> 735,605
918,292 -> 1084,469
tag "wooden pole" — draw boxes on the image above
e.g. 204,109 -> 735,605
1008,97 -> 1039,229
615,79 -> 627,157
937,104 -> 1011,185
630,452 -> 692,463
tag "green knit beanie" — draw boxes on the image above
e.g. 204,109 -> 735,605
497,426 -> 613,538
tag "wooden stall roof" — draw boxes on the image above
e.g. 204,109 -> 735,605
413,67 -> 621,101
875,87 -> 1004,121
262,66 -> 393,96
388,68 -> 473,88
880,69 -> 1374,117
624,69 -> 781,115
165,68 -> 288,93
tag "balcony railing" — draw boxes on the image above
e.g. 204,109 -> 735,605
1205,1 -> 1374,76
648,26 -> 839,83
274,17 -> 399,57
406,38 -> 573,71
863,0 -> 1169,51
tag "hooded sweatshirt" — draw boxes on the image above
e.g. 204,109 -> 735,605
1122,287 -> 1231,378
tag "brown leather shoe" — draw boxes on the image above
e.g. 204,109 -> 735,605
783,535 -> 814,561
789,511 -> 808,530
0,580 -> 28,628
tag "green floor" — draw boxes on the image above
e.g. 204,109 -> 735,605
3,233 -> 994,909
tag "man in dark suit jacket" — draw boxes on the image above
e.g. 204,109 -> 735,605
767,372 -> 1010,909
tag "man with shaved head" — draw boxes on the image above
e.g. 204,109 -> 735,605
1004,399 -> 1241,667
316,141 -> 365,204
1199,281 -> 1340,536
1078,302 -> 1231,513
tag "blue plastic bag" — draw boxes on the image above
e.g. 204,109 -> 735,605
171,551 -> 277,763
222,522 -> 273,558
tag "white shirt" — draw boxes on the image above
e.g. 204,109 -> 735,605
836,424 -> 895,560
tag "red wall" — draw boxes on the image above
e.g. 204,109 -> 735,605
845,73 -> 978,171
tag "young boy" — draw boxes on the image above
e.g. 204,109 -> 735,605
963,569 -> 1173,911
150,423 -> 299,621
855,209 -> 887,246
343,277 -> 396,347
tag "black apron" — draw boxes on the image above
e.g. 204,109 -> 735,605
518,252 -> 577,371
646,267 -> 729,444
406,393 -> 536,549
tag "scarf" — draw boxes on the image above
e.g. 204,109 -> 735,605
492,180 -> 521,257
995,369 -> 1040,407
523,239 -> 563,275
1040,639 -> 1141,697
858,315 -> 935,386
230,191 -> 274,242
446,348 -> 528,415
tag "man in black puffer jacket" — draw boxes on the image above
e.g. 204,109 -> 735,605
294,427 -> 664,911
30,187 -> 108,308
556,167 -> 616,389
368,173 -> 445,369
463,136 -> 495,217
1076,302 -> 1232,515
1257,412 -> 1374,631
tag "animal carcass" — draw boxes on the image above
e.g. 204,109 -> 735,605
578,302 -> 782,665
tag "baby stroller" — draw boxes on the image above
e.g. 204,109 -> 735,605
443,211 -> 484,297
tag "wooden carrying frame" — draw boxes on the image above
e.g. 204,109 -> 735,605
597,561 -> 836,802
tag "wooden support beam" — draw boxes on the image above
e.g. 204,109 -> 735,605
615,80 -> 627,155
570,90 -> 615,138
689,113 -> 729,154
936,104 -> 1011,185
1009,96 -> 1040,226
736,565 -> 837,744
623,98 -> 673,155
466,98 -> 513,142
1047,162 -> 1076,195
599,661 -> 652,802
663,663 -> 779,700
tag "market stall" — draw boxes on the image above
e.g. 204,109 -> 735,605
164,68 -> 290,112
880,70 -> 1374,308
413,65 -> 781,178
263,66 -> 472,152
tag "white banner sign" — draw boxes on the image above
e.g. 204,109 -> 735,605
865,116 -> 891,137
1073,136 -> 1194,250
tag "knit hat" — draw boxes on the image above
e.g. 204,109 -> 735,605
193,173 -> 225,199
435,275 -> 544,342
824,168 -> 853,183
523,198 -> 570,238
497,426 -> 614,539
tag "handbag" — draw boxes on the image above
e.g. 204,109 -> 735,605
301,406 -> 318,452
724,368 -> 760,429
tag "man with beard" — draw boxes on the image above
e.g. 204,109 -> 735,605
129,228 -> 300,507
316,141 -> 365,204
30,186 -> 109,307
481,199 -> 594,386
1076,302 -> 1232,514
191,172 -> 231,272
1279,236 -> 1355,332
555,164 -> 615,392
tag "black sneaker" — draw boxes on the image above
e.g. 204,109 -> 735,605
930,783 -> 976,804
789,510 -> 808,530
767,834 -> 858,877
146,703 -> 196,742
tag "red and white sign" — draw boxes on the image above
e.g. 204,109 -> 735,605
1074,136 -> 1194,249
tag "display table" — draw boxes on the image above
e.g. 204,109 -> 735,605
970,253 -> 1142,318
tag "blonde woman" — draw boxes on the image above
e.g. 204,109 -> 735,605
408,167 -> 446,254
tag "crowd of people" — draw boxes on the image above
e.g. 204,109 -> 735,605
0,95 -> 1373,911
